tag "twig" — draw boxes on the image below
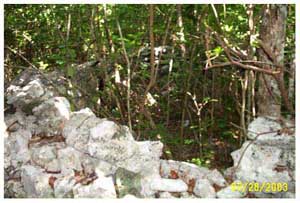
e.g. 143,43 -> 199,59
204,61 -> 280,75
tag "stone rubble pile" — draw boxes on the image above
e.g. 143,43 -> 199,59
229,117 -> 295,198
4,68 -> 295,198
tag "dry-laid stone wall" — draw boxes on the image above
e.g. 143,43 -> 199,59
4,68 -> 295,198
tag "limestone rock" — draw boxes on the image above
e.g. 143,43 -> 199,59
21,165 -> 54,198
160,159 -> 210,183
63,108 -> 103,153
150,178 -> 188,192
159,192 -> 176,198
229,117 -> 295,198
54,175 -> 76,198
205,169 -> 227,187
4,180 -> 27,198
32,97 -> 71,135
6,69 -> 55,111
216,182 -> 246,198
31,145 -> 57,169
73,174 -> 116,198
247,117 -> 294,147
57,147 -> 84,175
180,192 -> 197,198
5,129 -> 31,168
115,168 -> 142,198
193,179 -> 216,198
122,194 -> 138,199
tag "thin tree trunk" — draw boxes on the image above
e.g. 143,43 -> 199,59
288,56 -> 295,101
116,19 -> 132,131
177,4 -> 188,142
140,4 -> 156,129
257,5 -> 288,117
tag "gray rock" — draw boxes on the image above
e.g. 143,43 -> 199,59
247,117 -> 281,140
94,160 -> 115,176
21,165 -> 54,198
73,173 -> 116,198
150,178 -> 188,192
115,168 -> 142,198
180,192 -> 197,198
4,180 -> 27,198
229,117 -> 295,198
63,108 -> 102,153
216,182 -> 246,198
57,147 -> 83,175
122,194 -> 138,199
6,69 -> 56,112
282,192 -> 295,198
119,141 -> 163,175
31,145 -> 57,169
88,140 -> 139,165
206,169 -> 227,187
159,192 -> 176,198
247,117 -> 295,148
160,159 -> 180,178
46,159 -> 61,172
5,129 -> 31,168
193,179 -> 216,198
160,159 -> 210,183
32,97 -> 71,135
232,142 -> 293,186
90,120 -> 134,142
54,175 -> 76,198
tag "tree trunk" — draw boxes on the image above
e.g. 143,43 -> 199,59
257,5 -> 287,117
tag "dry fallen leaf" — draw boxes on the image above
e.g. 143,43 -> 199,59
48,176 -> 57,189
169,170 -> 179,179
187,178 -> 196,193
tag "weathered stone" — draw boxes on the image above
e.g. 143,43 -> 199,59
54,175 -> 76,198
63,108 -> 103,153
180,192 -> 197,198
6,69 -> 55,112
21,165 -> 54,198
232,142 -> 293,188
115,168 -> 142,198
4,180 -> 27,198
216,181 -> 246,198
159,192 -> 176,198
57,147 -> 84,175
122,194 -> 138,199
94,160 -> 115,176
160,159 -> 210,183
90,120 -> 133,142
46,159 -> 61,172
73,173 -> 116,198
205,169 -> 227,187
88,140 -> 138,165
247,117 -> 281,139
247,117 -> 295,148
282,192 -> 295,198
32,97 -> 71,135
118,141 -> 163,175
31,145 -> 57,169
160,159 -> 180,178
5,129 -> 31,168
229,117 -> 295,198
193,179 -> 216,198
150,178 -> 188,192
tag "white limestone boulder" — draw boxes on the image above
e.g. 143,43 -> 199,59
150,178 -> 188,192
